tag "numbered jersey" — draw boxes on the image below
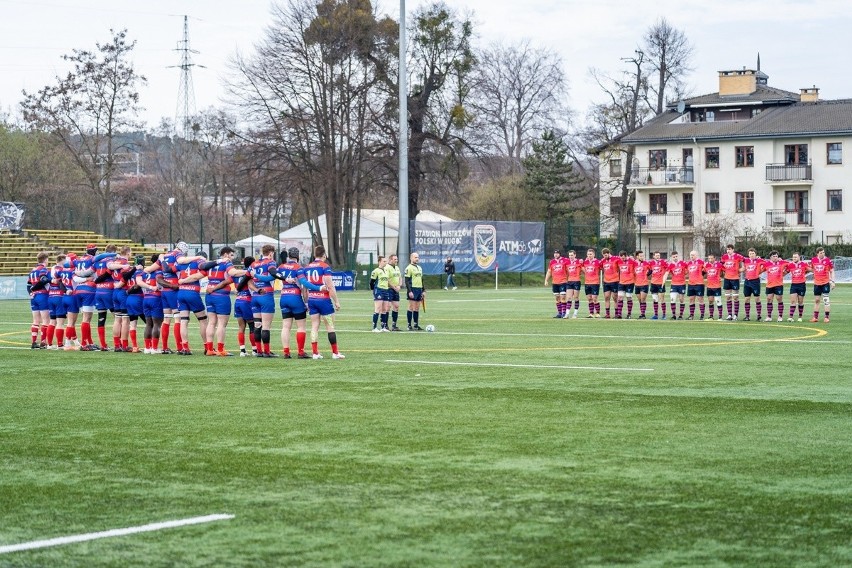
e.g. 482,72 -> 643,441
277,261 -> 304,296
303,260 -> 332,299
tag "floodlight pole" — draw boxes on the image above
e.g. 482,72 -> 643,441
168,197 -> 175,249
398,0 -> 410,266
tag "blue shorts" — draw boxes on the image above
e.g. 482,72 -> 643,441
408,287 -> 424,302
308,297 -> 335,316
161,289 -> 178,311
584,284 -> 600,297
48,296 -> 67,319
671,285 -> 686,295
765,285 -> 784,296
618,283 -> 635,294
373,288 -> 391,301
551,283 -> 567,294
723,278 -> 740,292
63,294 -> 80,314
280,293 -> 307,317
206,294 -> 232,316
30,293 -> 49,311
743,279 -> 761,297
112,289 -> 127,312
707,287 -> 722,297
566,281 -> 581,291
603,282 -> 619,294
813,283 -> 831,296
790,283 -> 806,297
650,284 -> 666,294
251,292 -> 276,315
635,285 -> 649,294
143,296 -> 164,319
687,284 -> 705,297
234,299 -> 253,321
95,291 -> 113,311
177,290 -> 206,314
389,289 -> 400,302
77,290 -> 96,309
126,294 -> 144,317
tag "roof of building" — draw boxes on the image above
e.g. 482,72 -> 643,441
621,98 -> 852,144
681,84 -> 800,106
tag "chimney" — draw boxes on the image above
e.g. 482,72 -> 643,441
718,69 -> 760,96
800,87 -> 819,102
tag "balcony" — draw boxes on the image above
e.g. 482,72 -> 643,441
634,210 -> 694,232
765,163 -> 812,184
765,209 -> 813,230
630,167 -> 694,187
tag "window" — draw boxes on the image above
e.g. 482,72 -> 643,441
705,147 -> 720,168
735,146 -> 754,167
649,150 -> 667,170
827,189 -> 843,211
705,192 -> 720,213
609,159 -> 622,177
785,144 -> 808,165
649,193 -> 668,214
610,196 -> 624,215
735,192 -> 754,213
827,143 -> 842,165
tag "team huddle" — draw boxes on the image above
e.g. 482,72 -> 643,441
545,245 -> 836,322
26,242 -> 345,359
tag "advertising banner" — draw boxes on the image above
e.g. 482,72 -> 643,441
0,202 -> 25,231
411,221 -> 544,275
331,271 -> 356,291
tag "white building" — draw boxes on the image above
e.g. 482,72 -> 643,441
597,66 -> 852,256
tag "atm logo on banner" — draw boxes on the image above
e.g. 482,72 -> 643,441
474,224 -> 497,269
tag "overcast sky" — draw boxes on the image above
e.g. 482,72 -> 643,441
1,0 -> 849,128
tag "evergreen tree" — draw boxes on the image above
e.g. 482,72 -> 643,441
522,130 -> 587,224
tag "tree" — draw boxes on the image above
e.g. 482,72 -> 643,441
469,40 -> 567,175
454,175 -> 545,221
643,18 -> 694,115
20,29 -> 146,235
522,130 -> 588,224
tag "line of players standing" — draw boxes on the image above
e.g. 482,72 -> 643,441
27,242 -> 347,359
544,244 -> 836,322
369,252 -> 426,332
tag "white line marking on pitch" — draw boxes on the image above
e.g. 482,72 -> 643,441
0,514 -> 235,555
386,359 -> 654,372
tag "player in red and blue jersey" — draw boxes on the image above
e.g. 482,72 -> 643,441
74,244 -> 99,349
176,250 -> 210,355
28,251 -> 51,349
234,256 -> 256,357
146,241 -> 192,354
138,253 -> 165,354
91,244 -> 118,350
108,246 -> 133,351
61,253 -> 81,349
203,246 -> 246,357
245,244 -> 278,357
275,247 -> 311,358
304,245 -> 343,359
46,253 -> 67,349
123,255 -> 146,353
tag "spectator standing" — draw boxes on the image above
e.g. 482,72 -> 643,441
444,256 -> 457,290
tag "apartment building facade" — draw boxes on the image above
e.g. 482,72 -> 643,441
597,67 -> 852,256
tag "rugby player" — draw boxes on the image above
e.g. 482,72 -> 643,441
46,253 -> 67,349
234,256 -> 257,357
138,253 -> 164,354
204,247 -> 245,357
146,242 -> 192,354
786,252 -> 810,322
74,244 -> 99,349
648,251 -> 668,320
615,250 -> 637,319
633,251 -> 651,319
666,251 -> 688,320
544,250 -> 568,319
124,255 -> 146,352
704,253 -> 724,320
304,245 -> 344,359
685,251 -> 705,320
248,245 -> 278,357
61,253 -> 81,350
275,247 -> 311,358
175,250 -> 211,355
600,248 -> 620,319
92,244 -> 118,351
810,247 -> 836,323
564,250 -> 583,319
721,244 -> 744,320
107,246 -> 132,351
741,248 -> 765,321
581,248 -> 601,318
762,251 -> 788,322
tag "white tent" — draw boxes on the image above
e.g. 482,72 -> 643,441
234,234 -> 284,258
279,215 -> 398,264
358,208 -> 453,231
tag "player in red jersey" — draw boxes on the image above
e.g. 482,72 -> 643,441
810,247 -> 836,322
762,251 -> 788,322
616,250 -> 637,318
107,246 -> 132,351
304,245 -> 344,359
703,253 -> 724,320
234,256 -> 257,356
204,247 -> 247,356
721,244 -> 744,320
563,250 -> 583,318
741,248 -> 765,321
666,251 -> 688,319
786,252 -> 810,321
648,251 -> 668,319
600,248 -> 621,319
685,251 -> 706,320
544,250 -> 568,318
581,248 -> 602,318
46,253 -> 67,349
632,251 -> 651,319
276,247 -> 311,358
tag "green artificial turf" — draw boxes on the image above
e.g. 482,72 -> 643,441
0,287 -> 850,566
